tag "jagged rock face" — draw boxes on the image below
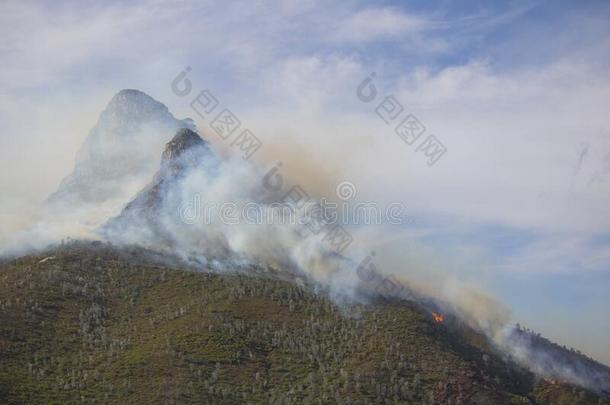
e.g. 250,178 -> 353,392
101,128 -> 219,247
48,89 -> 195,206
137,128 -> 216,210
160,128 -> 210,178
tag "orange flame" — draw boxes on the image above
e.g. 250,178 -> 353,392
432,312 -> 444,323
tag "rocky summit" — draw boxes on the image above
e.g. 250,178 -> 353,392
100,127 -> 218,248
47,90 -> 195,206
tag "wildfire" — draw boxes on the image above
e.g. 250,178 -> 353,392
432,312 -> 444,323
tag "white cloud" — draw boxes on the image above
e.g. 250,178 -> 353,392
333,7 -> 429,43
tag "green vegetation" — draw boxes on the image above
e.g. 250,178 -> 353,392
0,242 -> 607,404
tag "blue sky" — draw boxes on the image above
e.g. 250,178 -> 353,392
1,0 -> 609,364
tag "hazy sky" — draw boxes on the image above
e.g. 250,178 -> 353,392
1,0 -> 609,363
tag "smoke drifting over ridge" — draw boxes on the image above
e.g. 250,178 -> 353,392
101,126 -> 361,303
2,90 -> 194,255
2,89 -> 609,392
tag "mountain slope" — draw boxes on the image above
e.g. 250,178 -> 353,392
48,89 -> 195,207
1,242 -> 607,404
100,127 -> 223,256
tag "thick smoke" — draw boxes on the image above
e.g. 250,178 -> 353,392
99,126 -> 610,392
496,325 -> 610,392
101,133 -> 362,302
2,90 -> 608,393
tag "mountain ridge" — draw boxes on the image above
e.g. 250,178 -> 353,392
47,89 -> 195,206
100,127 -> 219,250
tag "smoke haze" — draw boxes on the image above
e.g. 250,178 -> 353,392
1,0 -> 610,391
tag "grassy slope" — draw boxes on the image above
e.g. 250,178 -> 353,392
0,242 -> 606,404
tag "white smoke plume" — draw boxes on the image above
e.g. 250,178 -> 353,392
2,90 -> 608,393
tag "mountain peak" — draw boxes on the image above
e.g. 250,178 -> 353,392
48,90 -> 196,206
162,128 -> 207,163
101,89 -> 170,125
115,88 -> 149,97
101,127 -> 218,241
109,89 -> 160,105
159,128 -> 213,180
